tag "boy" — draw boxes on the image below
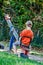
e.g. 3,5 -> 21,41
20,20 -> 34,58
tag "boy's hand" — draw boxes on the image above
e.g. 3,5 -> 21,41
5,14 -> 10,21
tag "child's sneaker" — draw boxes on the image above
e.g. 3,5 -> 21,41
20,53 -> 28,58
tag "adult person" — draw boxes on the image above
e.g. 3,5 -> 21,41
5,14 -> 19,51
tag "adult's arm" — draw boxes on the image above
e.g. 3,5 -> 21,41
5,14 -> 19,40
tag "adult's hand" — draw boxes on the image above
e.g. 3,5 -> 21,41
5,14 -> 10,21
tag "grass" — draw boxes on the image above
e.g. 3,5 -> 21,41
0,52 -> 43,65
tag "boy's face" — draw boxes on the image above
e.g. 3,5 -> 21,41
28,24 -> 32,28
26,24 -> 32,28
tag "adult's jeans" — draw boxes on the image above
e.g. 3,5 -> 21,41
9,35 -> 15,50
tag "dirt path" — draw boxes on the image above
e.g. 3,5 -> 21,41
29,54 -> 43,62
17,49 -> 43,62
0,49 -> 43,62
0,42 -> 43,62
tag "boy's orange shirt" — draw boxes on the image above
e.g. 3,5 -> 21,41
20,29 -> 33,46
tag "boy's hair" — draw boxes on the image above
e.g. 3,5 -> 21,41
25,20 -> 32,26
